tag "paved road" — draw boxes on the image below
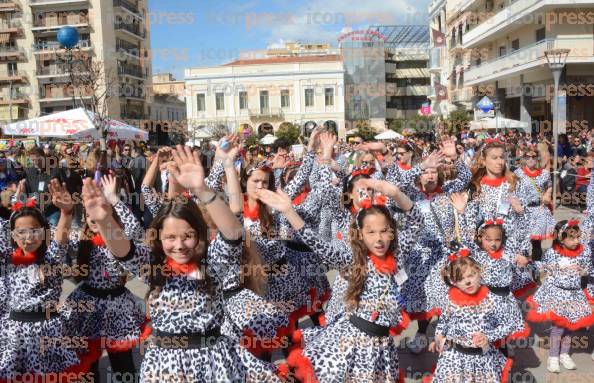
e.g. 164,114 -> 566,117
60,205 -> 593,382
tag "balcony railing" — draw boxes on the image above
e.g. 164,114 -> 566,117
116,40 -> 141,57
465,37 -> 594,84
34,39 -> 90,51
0,70 -> 26,80
248,107 -> 283,118
30,0 -> 88,5
0,0 -> 20,11
39,86 -> 92,100
0,19 -> 21,30
113,0 -> 142,17
115,22 -> 145,38
0,45 -> 23,55
33,13 -> 88,28
118,65 -> 145,78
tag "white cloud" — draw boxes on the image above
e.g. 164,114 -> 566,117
264,0 -> 430,45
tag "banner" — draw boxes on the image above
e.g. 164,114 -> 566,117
0,139 -> 36,150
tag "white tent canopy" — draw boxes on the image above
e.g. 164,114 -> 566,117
374,130 -> 403,140
2,108 -> 148,141
260,134 -> 277,145
469,117 -> 530,133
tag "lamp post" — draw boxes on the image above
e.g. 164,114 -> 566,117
493,100 -> 501,135
57,26 -> 80,110
545,48 -> 570,210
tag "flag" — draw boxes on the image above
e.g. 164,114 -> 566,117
432,28 -> 446,47
421,103 -> 431,115
435,82 -> 448,101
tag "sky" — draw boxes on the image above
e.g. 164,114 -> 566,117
148,0 -> 431,79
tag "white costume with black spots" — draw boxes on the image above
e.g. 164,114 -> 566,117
514,167 -> 555,240
61,201 -> 147,353
0,240 -> 87,378
527,243 -> 594,330
428,286 -> 513,383
114,233 -> 248,383
288,206 -> 422,382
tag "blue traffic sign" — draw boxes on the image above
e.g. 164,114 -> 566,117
477,96 -> 494,114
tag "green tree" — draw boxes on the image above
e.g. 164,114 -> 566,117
242,134 -> 259,148
355,120 -> 376,141
275,122 -> 301,145
443,110 -> 471,135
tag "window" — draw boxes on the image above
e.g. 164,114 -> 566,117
325,88 -> 334,107
215,92 -> 224,111
305,88 -> 314,107
259,90 -> 269,112
499,46 -> 506,57
535,27 -> 545,42
196,93 -> 205,112
511,39 -> 519,51
281,90 -> 290,108
8,62 -> 16,76
239,91 -> 247,110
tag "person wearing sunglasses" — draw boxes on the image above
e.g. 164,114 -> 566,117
513,145 -> 554,261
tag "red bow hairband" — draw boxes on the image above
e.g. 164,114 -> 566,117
351,167 -> 376,178
560,219 -> 580,234
358,194 -> 387,210
447,248 -> 471,262
478,217 -> 504,232
12,198 -> 37,212
484,137 -> 504,145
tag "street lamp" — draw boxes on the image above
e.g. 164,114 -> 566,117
545,48 -> 570,210
57,26 -> 80,109
493,100 -> 501,135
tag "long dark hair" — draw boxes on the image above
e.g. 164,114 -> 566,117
10,207 -> 50,283
240,164 -> 275,235
344,205 -> 398,310
146,198 -> 212,300
342,174 -> 370,211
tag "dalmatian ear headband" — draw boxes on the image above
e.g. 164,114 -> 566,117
447,247 -> 471,263
559,219 -> 580,237
347,166 -> 376,184
354,188 -> 387,229
477,217 -> 505,233
10,197 -> 37,220
480,137 -> 505,154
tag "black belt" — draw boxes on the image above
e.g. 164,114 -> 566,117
9,308 -> 58,322
526,202 -> 541,207
153,327 -> 222,349
349,315 -> 390,337
451,342 -> 484,355
283,240 -> 311,253
580,276 -> 594,289
487,285 -> 511,296
81,283 -> 127,299
223,286 -> 244,300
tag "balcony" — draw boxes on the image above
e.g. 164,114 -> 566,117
39,85 -> 92,102
118,64 -> 145,79
115,22 -> 145,39
34,39 -> 90,52
0,18 -> 21,33
464,37 -> 594,85
113,0 -> 142,18
116,39 -> 141,58
30,0 -> 88,6
463,0 -> 542,48
0,90 -> 28,104
248,107 -> 283,119
0,45 -> 24,59
451,88 -> 475,103
0,70 -> 26,82
0,0 -> 20,12
32,13 -> 89,31
392,85 -> 432,97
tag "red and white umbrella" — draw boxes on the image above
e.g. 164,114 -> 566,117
2,107 -> 148,141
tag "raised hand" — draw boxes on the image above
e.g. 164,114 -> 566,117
49,178 -> 73,213
169,145 -> 206,193
215,134 -> 240,166
358,178 -> 401,199
307,127 -> 322,152
101,174 -> 119,206
359,142 -> 386,152
255,189 -> 292,213
271,152 -> 288,169
82,178 -> 113,223
319,131 -> 337,159
450,192 -> 469,213
440,136 -> 458,160
157,147 -> 172,163
421,150 -> 446,170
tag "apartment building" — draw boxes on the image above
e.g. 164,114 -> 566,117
185,45 -> 345,139
446,0 -> 594,129
153,72 -> 185,98
0,0 -> 152,124
428,0 -> 454,117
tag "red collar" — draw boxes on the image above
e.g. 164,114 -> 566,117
368,251 -> 397,274
480,175 -> 506,187
448,286 -> 489,306
90,234 -> 105,247
243,196 -> 259,221
523,167 -> 542,178
292,188 -> 310,206
11,248 -> 38,266
421,185 -> 443,199
553,243 -> 583,258
487,248 -> 503,260
165,257 -> 198,276
398,162 -> 412,171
